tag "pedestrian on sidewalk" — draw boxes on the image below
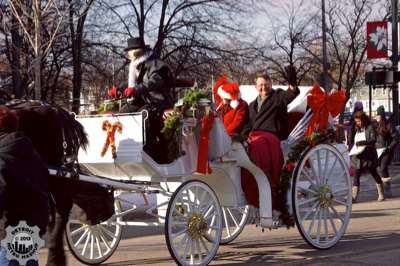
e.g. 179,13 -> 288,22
345,101 -> 364,150
349,110 -> 385,202
0,107 -> 49,266
374,105 -> 400,198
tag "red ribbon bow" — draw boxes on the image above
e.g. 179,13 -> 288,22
305,84 -> 346,136
197,113 -> 214,174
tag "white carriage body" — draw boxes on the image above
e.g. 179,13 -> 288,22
76,112 -> 246,211
76,85 -> 350,222
77,113 -> 198,182
68,86 -> 352,265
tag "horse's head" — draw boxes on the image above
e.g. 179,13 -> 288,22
6,100 -> 88,166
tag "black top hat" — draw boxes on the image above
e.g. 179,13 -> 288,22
124,37 -> 149,51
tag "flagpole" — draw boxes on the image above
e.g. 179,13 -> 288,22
321,0 -> 330,92
391,0 -> 399,125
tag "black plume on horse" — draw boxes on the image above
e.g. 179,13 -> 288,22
5,100 -> 89,266
6,100 -> 88,165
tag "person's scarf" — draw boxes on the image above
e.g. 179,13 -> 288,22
128,51 -> 153,88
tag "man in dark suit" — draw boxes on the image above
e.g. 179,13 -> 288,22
241,67 -> 299,213
242,68 -> 299,140
120,37 -> 174,163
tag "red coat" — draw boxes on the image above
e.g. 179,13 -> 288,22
219,99 -> 248,136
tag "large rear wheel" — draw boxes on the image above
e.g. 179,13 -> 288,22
292,144 -> 352,249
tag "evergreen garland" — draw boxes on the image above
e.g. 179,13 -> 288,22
278,129 -> 335,227
97,100 -> 125,114
161,112 -> 183,163
161,89 -> 210,162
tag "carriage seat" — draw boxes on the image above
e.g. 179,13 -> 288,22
286,111 -> 305,139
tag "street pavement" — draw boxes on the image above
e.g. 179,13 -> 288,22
38,165 -> 400,266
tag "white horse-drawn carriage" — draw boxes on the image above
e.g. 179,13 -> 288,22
50,86 -> 352,266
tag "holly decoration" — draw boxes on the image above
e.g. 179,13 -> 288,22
161,89 -> 211,162
183,90 -> 209,109
277,128 -> 335,227
161,112 -> 183,163
97,100 -> 125,114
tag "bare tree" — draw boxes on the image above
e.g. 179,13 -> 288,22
302,0 -> 385,99
93,0 -> 253,83
8,0 -> 69,99
67,0 -> 95,113
256,0 -> 320,85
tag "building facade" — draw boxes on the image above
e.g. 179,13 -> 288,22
347,86 -> 394,114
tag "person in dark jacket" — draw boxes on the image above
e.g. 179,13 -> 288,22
120,37 -> 174,163
374,105 -> 399,198
349,110 -> 384,202
240,67 -> 299,213
242,69 -> 300,140
0,107 -> 49,266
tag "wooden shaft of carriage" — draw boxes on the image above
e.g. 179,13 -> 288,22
48,168 -> 159,192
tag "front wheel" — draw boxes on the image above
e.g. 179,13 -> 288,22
165,180 -> 222,266
292,144 -> 352,249
65,200 -> 122,265
219,205 -> 249,244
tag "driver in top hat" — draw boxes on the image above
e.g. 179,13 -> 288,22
120,37 -> 174,163
121,37 -> 174,112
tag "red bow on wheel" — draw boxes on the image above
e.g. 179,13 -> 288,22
305,84 -> 346,136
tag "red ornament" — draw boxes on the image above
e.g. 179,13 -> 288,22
101,120 -> 123,159
285,162 -> 295,172
124,87 -> 136,97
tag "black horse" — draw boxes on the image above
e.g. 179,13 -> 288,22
6,100 -> 88,266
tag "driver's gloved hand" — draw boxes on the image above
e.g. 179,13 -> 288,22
285,65 -> 297,87
107,87 -> 118,99
124,87 -> 136,98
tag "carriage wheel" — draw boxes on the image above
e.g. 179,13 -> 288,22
218,205 -> 249,245
65,200 -> 122,265
165,180 -> 222,266
292,144 -> 352,249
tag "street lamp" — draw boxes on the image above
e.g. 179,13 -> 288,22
321,0 -> 330,92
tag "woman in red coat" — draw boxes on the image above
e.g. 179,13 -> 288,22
213,77 -> 248,136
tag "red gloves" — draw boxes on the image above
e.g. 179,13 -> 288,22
108,87 -> 118,99
108,86 -> 136,99
124,87 -> 136,98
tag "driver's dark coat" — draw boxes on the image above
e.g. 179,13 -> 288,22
0,132 -> 49,233
135,55 -> 174,110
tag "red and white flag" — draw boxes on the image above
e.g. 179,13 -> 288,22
367,21 -> 388,59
